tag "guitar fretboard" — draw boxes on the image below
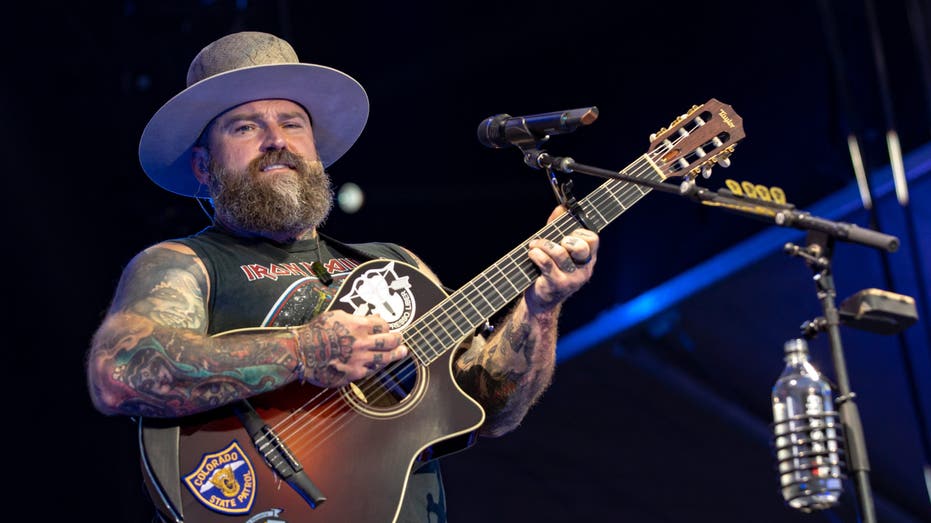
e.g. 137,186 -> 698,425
404,154 -> 664,364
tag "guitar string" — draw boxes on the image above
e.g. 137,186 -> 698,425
266,132 -> 687,455
265,122 -> 708,455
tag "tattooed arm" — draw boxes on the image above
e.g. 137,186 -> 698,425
454,212 -> 599,437
87,241 -> 407,418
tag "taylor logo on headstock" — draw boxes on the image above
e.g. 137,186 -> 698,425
183,440 -> 257,515
338,261 -> 416,330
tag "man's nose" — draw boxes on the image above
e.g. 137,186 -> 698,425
260,127 -> 287,151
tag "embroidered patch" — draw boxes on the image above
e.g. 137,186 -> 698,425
183,440 -> 257,515
339,261 -> 416,330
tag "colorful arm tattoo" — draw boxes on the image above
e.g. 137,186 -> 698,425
87,245 -> 301,418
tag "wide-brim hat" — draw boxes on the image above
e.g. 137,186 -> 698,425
139,31 -> 368,198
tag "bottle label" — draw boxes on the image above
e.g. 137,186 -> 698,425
772,401 -> 787,423
805,393 -> 823,415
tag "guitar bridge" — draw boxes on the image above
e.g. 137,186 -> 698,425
254,424 -> 305,477
232,400 -> 328,508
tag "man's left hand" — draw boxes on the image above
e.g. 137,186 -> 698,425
525,208 -> 599,315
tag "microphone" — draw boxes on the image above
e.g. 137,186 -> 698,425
477,107 -> 599,148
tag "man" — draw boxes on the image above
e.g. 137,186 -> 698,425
86,31 -> 598,522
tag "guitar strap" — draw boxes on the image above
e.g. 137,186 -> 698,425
318,231 -> 395,262
318,231 -> 458,296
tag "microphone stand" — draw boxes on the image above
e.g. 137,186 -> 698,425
788,231 -> 877,523
524,148 -> 898,523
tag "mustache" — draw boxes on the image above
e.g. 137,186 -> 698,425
250,149 -> 309,172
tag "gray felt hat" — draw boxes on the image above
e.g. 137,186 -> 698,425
138,31 -> 369,197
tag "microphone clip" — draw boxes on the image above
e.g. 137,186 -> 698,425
545,160 -> 594,231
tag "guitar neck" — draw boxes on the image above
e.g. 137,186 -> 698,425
405,154 -> 663,364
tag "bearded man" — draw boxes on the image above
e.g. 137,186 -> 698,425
86,31 -> 598,523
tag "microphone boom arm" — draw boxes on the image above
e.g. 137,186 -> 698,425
533,151 -> 900,253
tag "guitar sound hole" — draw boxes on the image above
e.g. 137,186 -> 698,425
347,356 -> 423,413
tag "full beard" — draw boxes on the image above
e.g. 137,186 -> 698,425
207,150 -> 333,240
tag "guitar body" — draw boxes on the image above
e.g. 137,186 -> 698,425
141,260 -> 486,523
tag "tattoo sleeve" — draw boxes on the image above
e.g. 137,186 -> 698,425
87,244 -> 302,418
454,300 -> 559,437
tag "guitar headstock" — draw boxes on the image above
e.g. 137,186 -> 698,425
646,98 -> 745,180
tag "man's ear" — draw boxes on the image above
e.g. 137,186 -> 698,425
191,147 -> 211,185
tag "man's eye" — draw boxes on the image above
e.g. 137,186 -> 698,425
233,124 -> 255,133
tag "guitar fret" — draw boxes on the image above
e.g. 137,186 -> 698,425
440,297 -> 474,337
589,157 -> 659,223
402,329 -> 427,363
423,319 -> 446,347
465,280 -> 497,314
411,319 -> 443,359
493,260 -> 522,295
479,270 -> 509,308
585,200 -> 609,229
418,324 -> 443,359
555,216 -> 579,237
429,312 -> 456,341
435,305 -> 468,341
453,292 -> 485,326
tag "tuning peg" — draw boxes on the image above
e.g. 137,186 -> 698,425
717,157 -> 731,168
701,165 -> 713,179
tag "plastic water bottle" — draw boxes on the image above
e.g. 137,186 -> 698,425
771,338 -> 845,512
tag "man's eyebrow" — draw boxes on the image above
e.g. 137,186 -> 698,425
221,111 -> 310,125
278,111 -> 310,122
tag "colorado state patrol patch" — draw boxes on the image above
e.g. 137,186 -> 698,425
183,440 -> 257,515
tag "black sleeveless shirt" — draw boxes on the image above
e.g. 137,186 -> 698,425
174,226 -> 448,523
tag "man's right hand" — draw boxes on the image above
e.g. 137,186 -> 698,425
293,310 -> 409,388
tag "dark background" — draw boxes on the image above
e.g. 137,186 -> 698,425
6,1 -> 930,521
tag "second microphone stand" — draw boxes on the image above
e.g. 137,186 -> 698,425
523,147 -> 900,523
785,231 -> 877,523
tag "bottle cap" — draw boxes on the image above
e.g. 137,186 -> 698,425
783,338 -> 809,355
